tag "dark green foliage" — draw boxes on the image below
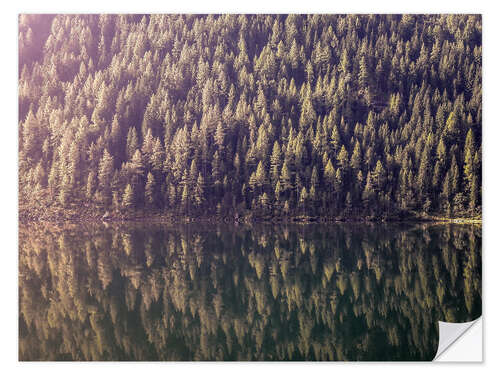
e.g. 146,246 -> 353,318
18,14 -> 482,219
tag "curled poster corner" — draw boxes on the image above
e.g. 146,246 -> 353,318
433,317 -> 482,361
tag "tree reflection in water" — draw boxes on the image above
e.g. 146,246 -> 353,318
19,223 -> 481,361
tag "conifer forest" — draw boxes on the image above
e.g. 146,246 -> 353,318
18,14 -> 482,222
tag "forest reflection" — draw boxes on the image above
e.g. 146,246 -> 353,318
19,223 -> 481,361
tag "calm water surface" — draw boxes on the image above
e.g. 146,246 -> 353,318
19,223 -> 481,361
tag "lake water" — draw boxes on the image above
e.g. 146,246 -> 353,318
19,222 -> 481,361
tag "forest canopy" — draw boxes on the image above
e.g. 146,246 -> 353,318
19,223 -> 482,360
18,14 -> 482,221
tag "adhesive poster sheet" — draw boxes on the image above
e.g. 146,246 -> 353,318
18,14 -> 482,362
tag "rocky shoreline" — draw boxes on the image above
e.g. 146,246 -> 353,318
19,206 -> 481,226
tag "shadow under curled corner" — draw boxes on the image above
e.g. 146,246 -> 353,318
433,317 -> 482,361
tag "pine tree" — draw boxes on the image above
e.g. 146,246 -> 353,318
330,125 -> 341,153
68,142 -> 81,187
362,172 -> 375,209
358,55 -> 369,89
417,144 -> 431,201
260,192 -> 270,213
280,160 -> 293,192
194,173 -> 205,208
58,174 -> 71,207
214,121 -> 225,152
299,187 -> 308,209
255,161 -> 267,190
337,145 -> 349,172
150,138 -> 164,172
112,191 -> 120,211
126,127 -> 139,161
122,184 -> 134,209
463,128 -> 476,210
274,180 -> 282,202
449,155 -> 460,198
270,141 -> 282,184
21,110 -> 42,165
98,149 -> 114,203
350,140 -> 362,170
181,184 -> 189,213
86,171 -> 97,199
141,128 -> 154,166
130,149 -> 144,180
309,184 -> 317,209
334,168 -> 343,193
299,85 -> 316,130
372,160 -> 386,193
345,191 -> 352,214
311,166 -> 319,188
33,162 -> 46,188
145,172 -> 155,207
47,163 -> 58,198
324,159 -> 335,186
470,174 -> 479,212
110,114 -> 122,155
445,111 -> 459,138
167,183 -> 177,209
